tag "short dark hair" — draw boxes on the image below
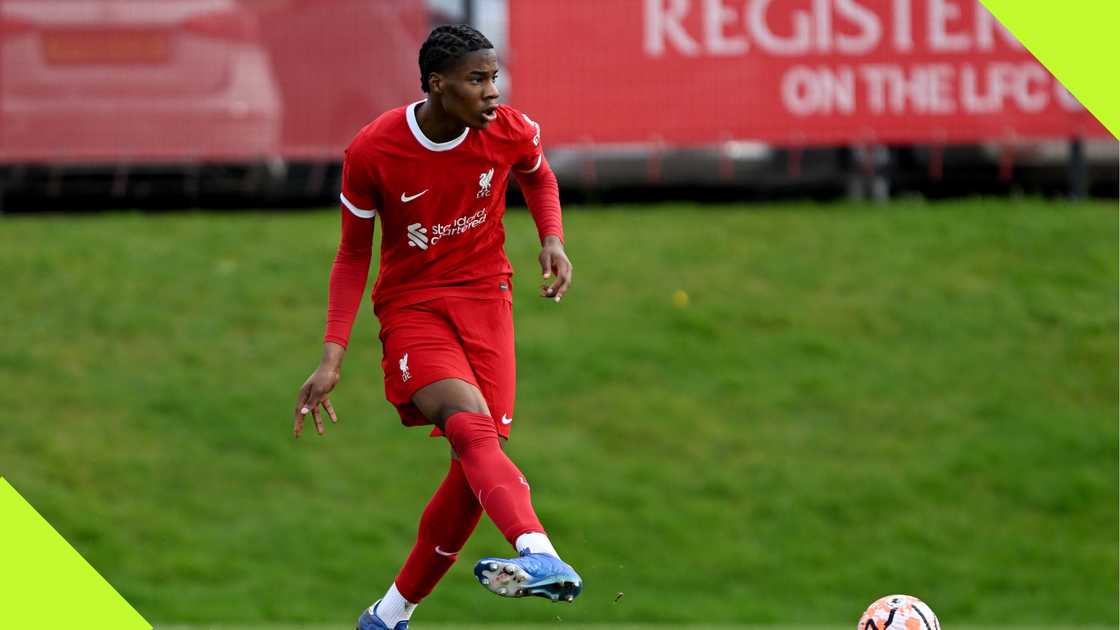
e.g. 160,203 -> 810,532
418,24 -> 494,93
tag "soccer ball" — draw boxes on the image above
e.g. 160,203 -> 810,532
857,594 -> 940,630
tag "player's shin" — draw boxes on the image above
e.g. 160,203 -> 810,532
442,411 -> 549,548
392,459 -> 482,606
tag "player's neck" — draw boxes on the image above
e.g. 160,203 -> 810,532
415,100 -> 468,144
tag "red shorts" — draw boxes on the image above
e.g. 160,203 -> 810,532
377,296 -> 516,438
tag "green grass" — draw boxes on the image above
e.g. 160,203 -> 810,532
0,199 -> 1116,626
157,626 -> 1118,630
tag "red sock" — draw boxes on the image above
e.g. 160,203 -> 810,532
442,411 -> 545,545
394,459 -> 483,603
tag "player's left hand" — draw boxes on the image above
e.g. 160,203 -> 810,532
539,236 -> 572,302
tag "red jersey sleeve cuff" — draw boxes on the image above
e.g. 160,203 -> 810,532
517,154 -> 544,174
340,192 -> 376,219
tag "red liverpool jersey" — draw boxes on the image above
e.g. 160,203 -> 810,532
340,101 -> 547,313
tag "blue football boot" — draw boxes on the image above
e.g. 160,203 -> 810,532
355,601 -> 408,630
473,551 -> 583,602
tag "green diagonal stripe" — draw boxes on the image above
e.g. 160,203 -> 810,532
980,0 -> 1119,139
0,478 -> 150,630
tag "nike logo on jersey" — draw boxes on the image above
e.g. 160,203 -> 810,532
401,189 -> 428,203
500,414 -> 513,425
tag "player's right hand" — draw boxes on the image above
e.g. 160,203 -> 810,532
293,366 -> 340,438
539,235 -> 572,303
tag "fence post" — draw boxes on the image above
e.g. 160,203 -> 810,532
787,146 -> 802,179
647,136 -> 663,185
718,134 -> 733,183
112,163 -> 130,199
870,145 -> 891,204
846,144 -> 865,201
998,142 -> 1015,183
928,143 -> 944,182
185,162 -> 201,202
848,144 -> 891,203
1068,136 -> 1087,201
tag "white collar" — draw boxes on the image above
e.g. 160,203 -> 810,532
406,100 -> 470,152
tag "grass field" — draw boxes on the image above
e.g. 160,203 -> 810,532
0,199 -> 1116,627
157,626 -> 1118,630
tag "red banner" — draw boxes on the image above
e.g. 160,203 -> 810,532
508,0 -> 1110,147
0,0 -> 425,163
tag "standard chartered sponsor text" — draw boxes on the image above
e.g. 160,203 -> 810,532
430,208 -> 488,245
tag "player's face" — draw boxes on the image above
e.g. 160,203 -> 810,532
437,49 -> 501,129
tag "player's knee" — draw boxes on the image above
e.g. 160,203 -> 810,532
434,400 -> 488,427
412,378 -> 490,428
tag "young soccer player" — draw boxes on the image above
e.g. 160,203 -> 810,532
291,24 -> 582,630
